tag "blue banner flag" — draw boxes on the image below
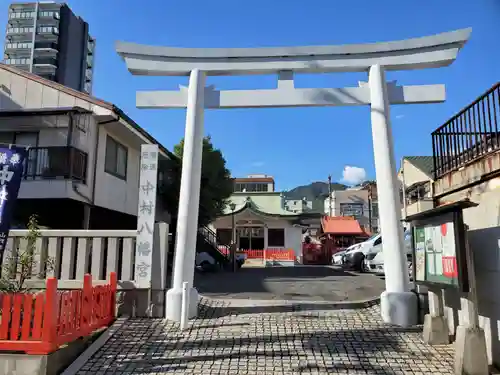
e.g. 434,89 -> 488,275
0,147 -> 28,253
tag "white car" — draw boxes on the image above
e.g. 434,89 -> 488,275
331,250 -> 346,265
343,234 -> 382,270
363,243 -> 383,272
366,250 -> 413,278
364,231 -> 413,276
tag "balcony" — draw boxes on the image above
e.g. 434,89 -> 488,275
85,69 -> 93,82
405,199 -> 434,217
87,41 -> 95,55
4,42 -> 32,52
8,11 -> 35,24
37,26 -> 59,35
23,146 -> 88,182
33,57 -> 58,67
432,82 -> 500,180
34,41 -> 58,51
6,26 -> 34,36
38,10 -> 60,20
4,58 -> 30,68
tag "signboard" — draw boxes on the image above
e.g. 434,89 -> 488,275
406,201 -> 474,292
339,203 -> 364,219
135,144 -> 159,288
0,147 -> 27,252
413,220 -> 458,286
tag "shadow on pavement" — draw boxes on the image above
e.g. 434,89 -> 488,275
193,265 -> 385,302
92,320 -> 441,374
197,299 -> 380,318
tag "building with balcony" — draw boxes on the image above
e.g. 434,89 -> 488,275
4,1 -> 95,94
0,63 -> 173,229
323,185 -> 379,233
233,174 -> 275,192
398,156 -> 434,220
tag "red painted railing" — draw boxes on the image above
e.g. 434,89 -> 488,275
0,272 -> 117,355
265,248 -> 295,261
217,247 -> 295,261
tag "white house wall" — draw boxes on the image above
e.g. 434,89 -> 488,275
93,126 -> 140,216
0,66 -> 156,217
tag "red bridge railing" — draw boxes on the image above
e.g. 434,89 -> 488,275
0,272 -> 117,355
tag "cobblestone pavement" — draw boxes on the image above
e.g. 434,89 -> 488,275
194,266 -> 386,302
76,299 -> 455,374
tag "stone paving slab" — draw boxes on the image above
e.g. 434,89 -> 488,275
194,265 -> 386,302
75,298 -> 455,374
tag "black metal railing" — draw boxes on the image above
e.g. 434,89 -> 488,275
198,226 -> 230,261
23,146 -> 88,182
432,82 -> 500,179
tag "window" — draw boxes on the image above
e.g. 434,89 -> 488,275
268,228 -> 285,247
105,136 -> 127,179
374,236 -> 382,246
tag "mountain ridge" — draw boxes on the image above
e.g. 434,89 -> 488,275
284,181 -> 348,201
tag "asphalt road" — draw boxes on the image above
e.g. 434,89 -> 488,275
194,266 -> 385,302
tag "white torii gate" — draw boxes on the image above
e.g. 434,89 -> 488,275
116,28 -> 471,327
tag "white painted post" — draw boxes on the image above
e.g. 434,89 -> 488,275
369,64 -> 417,327
166,69 -> 206,322
180,282 -> 189,330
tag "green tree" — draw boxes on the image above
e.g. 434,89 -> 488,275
0,214 -> 54,293
159,136 -> 233,228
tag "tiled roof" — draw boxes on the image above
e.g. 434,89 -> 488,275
403,156 -> 434,178
321,216 -> 365,235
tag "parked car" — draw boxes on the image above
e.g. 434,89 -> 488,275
343,234 -> 382,271
331,250 -> 346,265
366,250 -> 413,279
196,252 -> 218,272
364,230 -> 413,275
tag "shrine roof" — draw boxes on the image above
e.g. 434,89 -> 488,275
321,216 -> 365,235
221,193 -> 299,217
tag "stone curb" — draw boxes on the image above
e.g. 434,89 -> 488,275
199,295 -> 381,310
61,317 -> 128,375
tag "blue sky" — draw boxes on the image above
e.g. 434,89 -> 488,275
1,0 -> 499,191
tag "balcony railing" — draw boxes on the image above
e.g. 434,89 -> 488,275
34,41 -> 58,50
432,82 -> 500,179
23,146 -> 88,182
33,57 -> 58,66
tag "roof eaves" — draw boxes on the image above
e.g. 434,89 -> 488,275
0,106 -> 93,117
110,105 -> 178,161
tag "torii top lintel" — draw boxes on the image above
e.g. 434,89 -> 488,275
116,28 -> 471,77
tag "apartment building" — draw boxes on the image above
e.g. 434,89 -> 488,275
0,63 -> 173,229
4,1 -> 95,94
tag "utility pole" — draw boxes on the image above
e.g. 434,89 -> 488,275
368,183 -> 373,232
328,175 -> 332,216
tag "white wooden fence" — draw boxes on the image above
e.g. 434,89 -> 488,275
1,223 -> 169,292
